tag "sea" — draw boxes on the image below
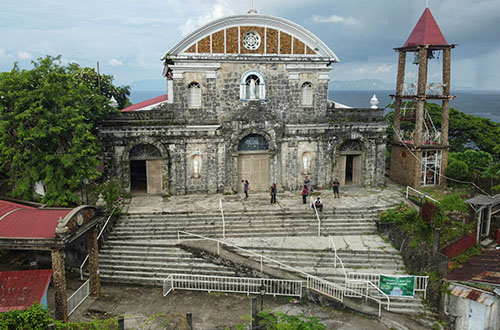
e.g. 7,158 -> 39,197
130,90 -> 500,123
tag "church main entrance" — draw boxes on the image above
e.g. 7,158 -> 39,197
338,140 -> 363,186
237,134 -> 269,192
129,144 -> 163,194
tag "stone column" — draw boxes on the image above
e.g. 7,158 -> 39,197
51,249 -> 68,322
393,51 -> 407,141
415,48 -> 428,146
87,227 -> 101,296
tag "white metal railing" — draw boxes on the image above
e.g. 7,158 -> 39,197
309,196 -> 321,237
67,279 -> 90,316
219,198 -> 226,238
347,272 -> 429,299
176,231 -> 389,317
80,206 -> 117,280
163,274 -> 303,298
307,276 -> 386,317
328,236 -> 347,281
406,186 -> 439,204
177,231 -> 311,278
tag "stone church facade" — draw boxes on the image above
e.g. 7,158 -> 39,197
100,12 -> 387,195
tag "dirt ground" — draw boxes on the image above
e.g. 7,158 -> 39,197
59,280 -> 391,330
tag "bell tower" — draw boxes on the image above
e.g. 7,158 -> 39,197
389,7 -> 455,187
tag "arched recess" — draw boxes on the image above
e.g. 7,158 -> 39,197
237,134 -> 269,192
338,140 -> 363,186
240,71 -> 266,101
129,144 -> 163,194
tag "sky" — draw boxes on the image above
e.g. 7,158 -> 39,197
1,0 -> 500,91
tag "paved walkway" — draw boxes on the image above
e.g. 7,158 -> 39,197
124,181 -> 405,215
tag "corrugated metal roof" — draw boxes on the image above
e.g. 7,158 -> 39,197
0,200 -> 71,239
445,249 -> 500,286
449,284 -> 496,306
0,269 -> 52,312
404,8 -> 448,47
121,94 -> 168,112
465,194 -> 500,206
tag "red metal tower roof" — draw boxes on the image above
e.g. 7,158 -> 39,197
404,8 -> 448,47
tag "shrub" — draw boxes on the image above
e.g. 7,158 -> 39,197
440,194 -> 469,213
445,160 -> 469,182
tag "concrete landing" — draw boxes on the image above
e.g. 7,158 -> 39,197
124,181 -> 404,215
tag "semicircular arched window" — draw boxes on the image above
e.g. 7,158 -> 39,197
339,140 -> 362,155
301,82 -> 313,106
187,82 -> 201,108
129,144 -> 162,160
238,134 -> 269,151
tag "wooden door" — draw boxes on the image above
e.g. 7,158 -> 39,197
238,154 -> 269,192
146,160 -> 162,194
338,156 -> 346,186
352,155 -> 362,184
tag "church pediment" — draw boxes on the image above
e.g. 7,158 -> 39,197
164,14 -> 339,62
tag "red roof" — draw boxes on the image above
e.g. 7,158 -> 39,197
0,200 -> 71,239
0,269 -> 52,312
404,8 -> 448,47
445,249 -> 500,286
121,94 -> 168,112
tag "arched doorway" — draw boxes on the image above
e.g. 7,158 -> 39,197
129,144 -> 163,194
237,134 -> 269,192
339,140 -> 363,186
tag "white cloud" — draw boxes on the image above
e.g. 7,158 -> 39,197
108,58 -> 124,67
179,2 -> 236,36
312,14 -> 359,26
18,51 -> 32,60
374,64 -> 393,74
0,49 -> 13,58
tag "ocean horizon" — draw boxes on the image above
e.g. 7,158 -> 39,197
129,89 -> 500,123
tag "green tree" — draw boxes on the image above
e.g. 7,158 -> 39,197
445,160 -> 469,182
0,56 -> 128,206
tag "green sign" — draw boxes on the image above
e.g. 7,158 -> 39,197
379,275 -> 415,297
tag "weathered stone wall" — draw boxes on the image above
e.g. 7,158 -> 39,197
389,145 -> 420,187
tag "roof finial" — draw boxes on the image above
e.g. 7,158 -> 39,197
426,0 -> 429,8
248,0 -> 257,14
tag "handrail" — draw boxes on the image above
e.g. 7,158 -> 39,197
310,196 -> 321,237
177,230 -> 311,278
406,186 -> 439,204
80,206 -> 117,280
366,280 -> 390,312
328,236 -> 347,281
219,198 -> 226,238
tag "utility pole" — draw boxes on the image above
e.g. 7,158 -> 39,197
97,61 -> 101,95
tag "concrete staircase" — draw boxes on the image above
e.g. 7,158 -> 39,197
98,204 -> 426,315
107,208 -> 380,241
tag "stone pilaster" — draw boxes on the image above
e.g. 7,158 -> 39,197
87,227 -> 100,296
51,249 -> 68,322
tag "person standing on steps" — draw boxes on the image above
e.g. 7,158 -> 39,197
333,178 -> 340,198
301,184 -> 308,204
313,197 -> 323,212
242,179 -> 249,199
270,183 -> 277,204
304,176 -> 312,195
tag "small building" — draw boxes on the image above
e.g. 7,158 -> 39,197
444,249 -> 500,330
0,269 -> 52,312
465,194 -> 500,243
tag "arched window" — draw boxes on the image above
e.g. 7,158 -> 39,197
129,144 -> 162,160
238,134 -> 269,151
301,82 -> 313,106
240,71 -> 265,101
339,140 -> 362,154
187,82 -> 201,108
